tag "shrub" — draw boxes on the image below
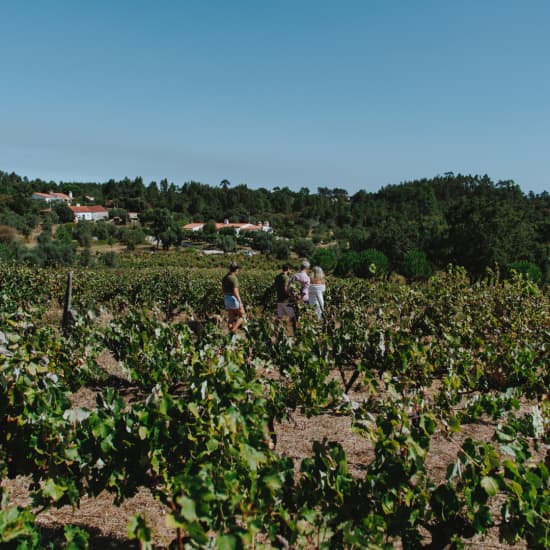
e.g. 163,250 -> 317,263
73,220 -> 93,247
355,249 -> 389,278
100,251 -> 119,268
250,231 -> 272,253
31,237 -> 75,267
0,224 -> 16,244
52,201 -> 74,223
311,248 -> 337,272
271,239 -> 290,260
293,238 -> 314,259
55,224 -> 73,243
0,241 -> 21,262
334,250 -> 360,276
78,247 -> 94,267
216,234 -> 237,253
121,227 -> 146,250
202,221 -> 218,236
507,260 -> 542,284
401,250 -> 433,280
108,207 -> 130,224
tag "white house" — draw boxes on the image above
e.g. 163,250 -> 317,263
32,191 -> 73,203
183,220 -> 272,235
69,205 -> 109,222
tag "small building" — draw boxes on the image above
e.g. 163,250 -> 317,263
238,221 -> 272,234
32,191 -> 73,203
183,220 -> 272,235
70,205 -> 109,222
183,222 -> 205,232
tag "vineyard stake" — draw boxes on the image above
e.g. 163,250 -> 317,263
62,270 -> 76,337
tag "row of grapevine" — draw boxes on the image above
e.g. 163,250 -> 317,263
0,264 -> 548,548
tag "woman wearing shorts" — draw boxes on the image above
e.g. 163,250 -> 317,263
222,262 -> 244,333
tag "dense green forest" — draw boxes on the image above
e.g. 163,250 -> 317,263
0,169 -> 548,282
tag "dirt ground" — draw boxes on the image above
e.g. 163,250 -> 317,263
2,350 -> 535,549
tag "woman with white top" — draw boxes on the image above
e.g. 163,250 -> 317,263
309,265 -> 326,319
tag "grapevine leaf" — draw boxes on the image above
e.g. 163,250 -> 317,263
176,495 -> 198,522
481,476 -> 499,497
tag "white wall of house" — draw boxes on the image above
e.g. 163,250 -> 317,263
92,211 -> 108,221
74,212 -> 93,221
73,210 -> 108,222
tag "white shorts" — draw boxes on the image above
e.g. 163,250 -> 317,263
224,295 -> 240,310
277,302 -> 295,319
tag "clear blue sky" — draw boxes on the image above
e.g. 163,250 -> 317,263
1,1 -> 549,194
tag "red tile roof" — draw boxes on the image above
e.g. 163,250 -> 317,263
69,205 -> 108,213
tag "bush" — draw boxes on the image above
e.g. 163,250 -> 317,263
100,251 -> 119,267
108,207 -> 130,224
93,220 -> 117,240
250,231 -> 272,253
202,221 -> 218,236
120,227 -> 146,250
355,249 -> 389,278
334,250 -> 360,277
401,250 -> 433,280
311,247 -> 337,272
160,227 -> 182,250
78,247 -> 94,267
0,241 -> 21,262
293,238 -> 314,258
271,239 -> 290,260
73,220 -> 93,247
52,201 -> 74,223
216,234 -> 237,253
507,260 -> 542,285
0,224 -> 16,244
32,237 -> 75,267
55,224 -> 73,243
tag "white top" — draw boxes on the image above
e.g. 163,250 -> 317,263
309,283 -> 325,318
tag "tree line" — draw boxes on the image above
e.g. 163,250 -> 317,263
0,169 -> 548,282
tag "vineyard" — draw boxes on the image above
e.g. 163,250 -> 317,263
0,263 -> 548,549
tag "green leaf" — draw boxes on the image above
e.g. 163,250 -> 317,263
217,534 -> 237,550
240,444 -> 265,471
176,495 -> 198,522
500,444 -> 518,458
206,438 -> 219,452
263,474 -> 283,492
42,478 -> 66,502
64,446 -> 79,461
138,426 -> 148,440
448,414 -> 461,433
381,493 -> 393,514
507,480 -> 523,497
164,514 -> 185,529
525,471 -> 542,489
128,514 -> 152,547
480,476 -> 499,497
503,459 -> 520,478
188,402 -> 200,418
525,509 -> 536,527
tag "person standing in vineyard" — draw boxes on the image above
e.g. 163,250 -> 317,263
309,265 -> 326,319
222,262 -> 244,333
289,259 -> 311,305
274,263 -> 295,322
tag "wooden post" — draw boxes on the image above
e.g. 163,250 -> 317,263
62,271 -> 75,336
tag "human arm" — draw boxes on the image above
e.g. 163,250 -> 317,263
233,286 -> 244,314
